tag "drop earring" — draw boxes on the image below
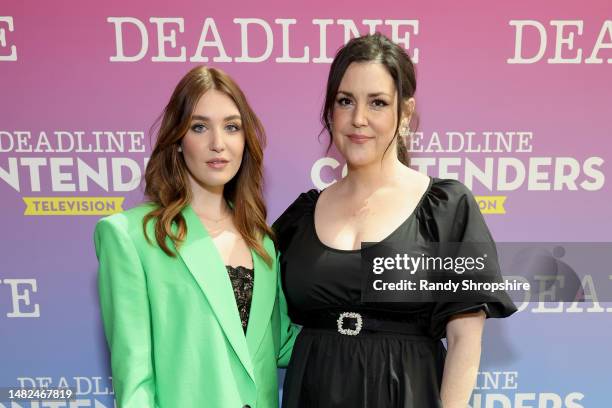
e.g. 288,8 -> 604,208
177,145 -> 183,152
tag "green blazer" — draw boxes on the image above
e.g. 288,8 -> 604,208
94,204 -> 298,408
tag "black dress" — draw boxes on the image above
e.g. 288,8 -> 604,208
274,177 -> 517,408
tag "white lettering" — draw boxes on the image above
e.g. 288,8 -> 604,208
0,16 -> 17,61
108,17 -> 149,62
150,17 -> 186,62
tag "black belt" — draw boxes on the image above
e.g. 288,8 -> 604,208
300,311 -> 430,337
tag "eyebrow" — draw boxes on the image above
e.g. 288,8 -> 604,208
337,91 -> 392,98
191,114 -> 242,122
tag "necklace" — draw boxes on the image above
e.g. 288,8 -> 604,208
196,209 -> 233,223
198,214 -> 231,223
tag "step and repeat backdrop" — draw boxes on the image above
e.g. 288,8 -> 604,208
1,0 -> 611,406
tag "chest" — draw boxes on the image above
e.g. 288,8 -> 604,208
314,193 -> 420,250
199,219 -> 253,268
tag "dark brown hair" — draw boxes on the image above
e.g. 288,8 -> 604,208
321,33 -> 418,166
143,66 -> 273,265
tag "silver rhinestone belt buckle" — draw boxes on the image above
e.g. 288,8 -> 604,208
337,312 -> 363,336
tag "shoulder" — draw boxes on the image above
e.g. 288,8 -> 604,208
418,178 -> 486,241
428,177 -> 475,207
273,189 -> 319,231
422,177 -> 482,221
272,189 -> 320,251
94,203 -> 157,242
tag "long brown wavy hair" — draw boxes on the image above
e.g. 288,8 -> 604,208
143,66 -> 273,265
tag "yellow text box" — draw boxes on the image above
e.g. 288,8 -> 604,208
474,195 -> 507,214
23,197 -> 124,216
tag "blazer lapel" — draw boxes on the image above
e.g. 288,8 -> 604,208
177,205 -> 254,380
245,237 -> 276,357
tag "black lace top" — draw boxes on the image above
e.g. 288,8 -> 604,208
225,265 -> 254,334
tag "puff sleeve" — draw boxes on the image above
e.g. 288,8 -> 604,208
427,180 -> 517,339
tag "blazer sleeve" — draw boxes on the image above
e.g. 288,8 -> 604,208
94,217 -> 159,408
275,252 -> 301,368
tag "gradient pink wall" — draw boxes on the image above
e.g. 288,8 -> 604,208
1,1 -> 611,406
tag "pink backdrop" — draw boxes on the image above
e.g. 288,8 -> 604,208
1,1 -> 611,406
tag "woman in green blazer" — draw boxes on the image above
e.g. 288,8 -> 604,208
94,66 -> 298,408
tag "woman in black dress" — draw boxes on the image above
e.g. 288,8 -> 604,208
274,34 -> 517,407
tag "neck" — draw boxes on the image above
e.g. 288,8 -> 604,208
343,155 -> 405,197
188,176 -> 230,218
